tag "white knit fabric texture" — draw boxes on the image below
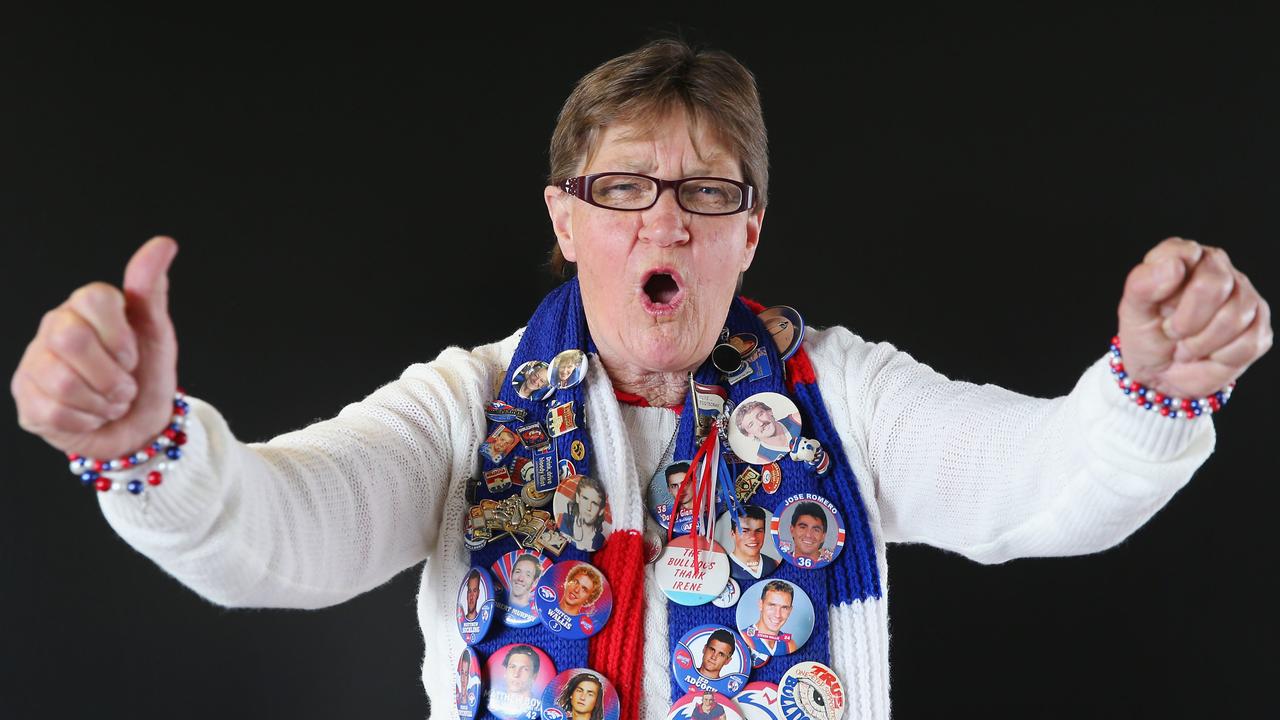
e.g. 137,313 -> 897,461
96,325 -> 1215,719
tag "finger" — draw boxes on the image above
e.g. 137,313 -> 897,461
65,282 -> 139,372
1164,246 -> 1236,340
1173,270 -> 1259,361
122,236 -> 178,331
41,307 -> 138,403
1143,236 -> 1204,267
12,371 -> 109,438
26,348 -> 131,420
1119,255 -> 1189,323
1209,295 -> 1273,370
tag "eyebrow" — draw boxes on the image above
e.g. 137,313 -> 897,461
608,155 -> 729,178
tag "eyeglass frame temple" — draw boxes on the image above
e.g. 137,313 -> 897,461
557,173 -> 756,215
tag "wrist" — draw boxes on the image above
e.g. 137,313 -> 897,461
1108,336 -> 1234,419
67,389 -> 190,494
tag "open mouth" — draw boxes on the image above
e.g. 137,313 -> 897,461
641,269 -> 685,314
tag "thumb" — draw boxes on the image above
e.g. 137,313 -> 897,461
122,236 -> 179,331
1118,256 -> 1187,328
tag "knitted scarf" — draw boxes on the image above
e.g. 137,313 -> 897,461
467,278 -> 881,719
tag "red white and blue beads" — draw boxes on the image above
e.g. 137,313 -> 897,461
66,390 -> 191,494
1108,337 -> 1234,419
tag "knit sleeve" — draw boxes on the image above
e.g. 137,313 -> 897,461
93,330 -> 521,609
808,326 -> 1216,564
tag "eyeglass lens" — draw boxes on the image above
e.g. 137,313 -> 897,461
589,174 -> 744,214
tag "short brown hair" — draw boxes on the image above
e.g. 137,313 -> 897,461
547,36 -> 769,277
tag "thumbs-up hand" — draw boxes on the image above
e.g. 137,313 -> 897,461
11,236 -> 180,458
1117,237 -> 1272,399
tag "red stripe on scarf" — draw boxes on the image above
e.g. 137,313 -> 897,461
738,295 -> 818,389
587,529 -> 646,720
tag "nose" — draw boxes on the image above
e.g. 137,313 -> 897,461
638,187 -> 691,248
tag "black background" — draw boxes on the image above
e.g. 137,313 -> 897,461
3,8 -> 1277,719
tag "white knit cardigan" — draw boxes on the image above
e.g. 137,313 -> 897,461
96,325 -> 1215,719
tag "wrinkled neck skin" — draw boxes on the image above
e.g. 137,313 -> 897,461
599,354 -> 690,408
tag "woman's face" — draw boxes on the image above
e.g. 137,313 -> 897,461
545,109 -> 764,375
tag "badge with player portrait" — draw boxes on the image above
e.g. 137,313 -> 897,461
513,360 -> 554,401
456,567 -> 496,644
714,506 -> 782,581
666,689 -> 747,720
548,349 -> 588,391
485,643 -> 557,720
540,668 -> 620,720
647,460 -> 696,534
553,474 -> 613,552
778,662 -> 845,720
655,534 -> 732,606
491,549 -> 554,628
733,682 -> 782,720
480,425 -> 522,464
454,647 -> 483,719
726,392 -> 803,465
671,624 -> 752,696
756,306 -> 805,361
535,560 -> 613,639
771,494 -> 846,570
734,578 -> 815,659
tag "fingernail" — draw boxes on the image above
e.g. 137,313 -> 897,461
1162,316 -> 1181,340
107,403 -> 129,420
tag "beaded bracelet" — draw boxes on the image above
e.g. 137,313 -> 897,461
1108,337 -> 1234,419
66,389 -> 190,494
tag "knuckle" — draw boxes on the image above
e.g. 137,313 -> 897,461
46,313 -> 93,356
46,362 -> 82,398
70,281 -> 123,310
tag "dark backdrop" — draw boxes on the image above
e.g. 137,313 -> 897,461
3,8 -> 1276,719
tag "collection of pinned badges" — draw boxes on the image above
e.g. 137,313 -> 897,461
456,306 -> 849,720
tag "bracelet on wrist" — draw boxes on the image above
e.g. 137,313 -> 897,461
1108,337 -> 1234,419
66,389 -> 190,494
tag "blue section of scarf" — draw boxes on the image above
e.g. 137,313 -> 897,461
464,278 -> 881,713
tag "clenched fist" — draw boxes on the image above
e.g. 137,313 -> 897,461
11,236 -> 180,459
1118,237 -> 1272,399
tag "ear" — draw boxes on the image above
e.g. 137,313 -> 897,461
544,185 -> 576,262
739,207 -> 765,272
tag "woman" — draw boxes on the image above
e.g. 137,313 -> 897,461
10,37 -> 1269,720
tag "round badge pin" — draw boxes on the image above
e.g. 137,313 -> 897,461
553,475 -> 612,552
491,550 -> 554,628
760,462 -> 782,495
671,624 -> 753,696
715,507 -> 782,582
712,578 -> 741,609
778,662 -> 845,720
540,668 -> 620,720
513,456 -> 533,486
757,306 -> 805,361
666,689 -> 747,720
734,682 -> 782,720
522,482 -> 553,507
535,560 -> 612,639
456,567 -> 497,644
513,360 -> 554,401
485,643 -> 557,720
727,392 -> 803,466
549,349 -> 589,391
454,647 -> 484,719
655,534 -> 732,606
770,493 -> 846,571
734,578 -> 815,658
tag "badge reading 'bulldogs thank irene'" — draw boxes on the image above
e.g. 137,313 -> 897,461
492,549 -> 554,628
734,578 -> 816,659
733,682 -> 782,720
455,647 -> 483,719
727,392 -> 803,465
540,668 -> 620,720
771,494 -> 846,570
535,560 -> 612,639
485,643 -> 557,720
671,624 -> 753,696
655,534 -> 732,606
778,662 -> 845,720
456,567 -> 496,644
666,689 -> 747,720
757,305 -> 805,361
